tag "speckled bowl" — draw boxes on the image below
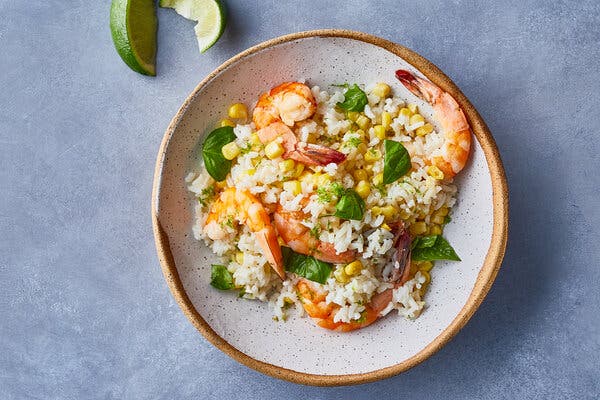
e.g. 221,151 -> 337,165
152,30 -> 508,386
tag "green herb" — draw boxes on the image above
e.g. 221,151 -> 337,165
411,235 -> 461,262
444,215 -> 452,224
309,225 -> 321,239
355,310 -> 367,323
346,136 -> 363,148
383,140 -> 411,185
239,143 -> 253,154
201,126 -> 237,181
316,186 -> 332,203
238,288 -> 246,298
281,247 -> 332,284
316,182 -> 345,203
330,182 -> 345,197
210,264 -> 235,290
336,84 -> 368,112
334,189 -> 365,220
198,185 -> 216,207
222,215 -> 234,229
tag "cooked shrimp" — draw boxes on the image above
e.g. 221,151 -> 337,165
273,202 -> 356,263
257,122 -> 346,166
296,223 -> 412,332
253,82 -> 317,130
395,70 -> 472,178
204,188 -> 285,279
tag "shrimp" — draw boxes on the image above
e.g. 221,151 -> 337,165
253,82 -> 346,166
273,202 -> 356,263
204,188 -> 285,279
296,223 -> 412,332
395,70 -> 472,179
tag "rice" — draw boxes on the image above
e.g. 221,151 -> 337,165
187,82 -> 458,327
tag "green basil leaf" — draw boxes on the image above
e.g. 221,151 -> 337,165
210,264 -> 235,290
202,126 -> 237,181
334,189 -> 365,220
411,235 -> 461,262
336,84 -> 368,112
282,247 -> 332,284
383,140 -> 411,184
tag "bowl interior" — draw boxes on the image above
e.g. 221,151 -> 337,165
154,35 -> 495,377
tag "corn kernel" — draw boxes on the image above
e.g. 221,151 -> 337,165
355,180 -> 371,198
407,103 -> 418,114
427,165 -> 445,180
420,270 -> 431,284
347,111 -> 360,121
399,209 -> 411,220
365,164 -> 374,173
334,267 -> 350,283
283,180 -> 302,195
373,172 -> 384,186
415,123 -> 434,137
299,171 -> 314,184
235,251 -> 244,264
381,111 -> 392,130
381,223 -> 391,231
344,260 -> 363,276
429,224 -> 443,235
371,206 -> 383,216
249,133 -> 262,146
356,115 -> 370,130
399,107 -> 411,118
219,119 -> 236,128
279,159 -> 296,172
315,173 -> 331,186
380,205 -> 397,219
431,214 -> 445,225
221,142 -> 241,160
364,149 -> 382,163
435,206 -> 449,217
418,261 -> 434,272
357,143 -> 368,155
371,82 -> 391,98
373,125 -> 386,140
293,163 -> 305,177
409,114 -> 425,125
264,141 -> 284,159
409,221 -> 427,235
353,169 -> 368,182
228,103 -> 248,120
246,168 -> 256,176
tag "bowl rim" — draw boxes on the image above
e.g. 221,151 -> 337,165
152,29 -> 509,386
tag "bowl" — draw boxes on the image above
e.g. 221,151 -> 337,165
152,29 -> 508,386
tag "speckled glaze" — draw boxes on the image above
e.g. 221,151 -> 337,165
152,30 -> 508,386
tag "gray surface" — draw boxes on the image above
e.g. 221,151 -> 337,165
1,0 -> 599,398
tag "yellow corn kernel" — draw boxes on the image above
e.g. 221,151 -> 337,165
353,169 -> 368,182
346,111 -> 360,121
418,261 -> 434,272
399,209 -> 411,220
409,221 -> 427,235
431,214 -> 445,225
249,133 -> 262,146
381,111 -> 392,130
293,163 -> 305,177
373,125 -> 386,140
371,82 -> 391,98
407,103 -> 418,114
283,180 -> 302,195
381,223 -> 391,231
357,143 -> 368,155
344,260 -> 363,276
420,270 -> 431,284
427,165 -> 445,180
356,115 -> 370,130
219,118 -> 236,128
409,114 -> 425,125
228,103 -> 248,120
355,129 -> 366,138
430,224 -> 443,235
373,172 -> 384,186
355,180 -> 371,198
371,206 -> 383,216
399,107 -> 411,118
299,171 -> 314,184
246,168 -> 256,176
264,141 -> 284,159
415,123 -> 434,137
364,149 -> 382,162
365,164 -> 374,173
316,173 -> 331,186
334,267 -> 350,283
435,205 -> 449,217
221,142 -> 241,160
380,205 -> 397,219
279,159 -> 296,172
235,251 -> 244,265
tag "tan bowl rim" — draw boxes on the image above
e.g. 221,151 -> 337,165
152,29 -> 509,387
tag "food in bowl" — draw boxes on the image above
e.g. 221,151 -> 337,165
186,70 -> 471,331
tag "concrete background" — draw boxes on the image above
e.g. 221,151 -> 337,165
1,0 -> 599,398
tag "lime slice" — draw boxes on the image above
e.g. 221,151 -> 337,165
160,0 -> 226,53
110,0 -> 157,76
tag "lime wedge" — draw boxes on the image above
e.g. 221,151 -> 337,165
110,0 -> 157,76
160,0 -> 226,53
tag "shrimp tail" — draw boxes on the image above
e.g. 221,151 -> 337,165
384,222 -> 412,285
395,69 -> 437,103
286,143 -> 347,166
254,227 -> 285,279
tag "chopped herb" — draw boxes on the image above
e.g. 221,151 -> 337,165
210,264 -> 234,290
334,189 -> 365,220
336,84 -> 368,112
198,185 -> 216,207
444,215 -> 452,224
282,247 -> 332,284
330,182 -> 345,197
239,143 -> 253,154
309,225 -> 321,239
346,136 -> 363,148
316,186 -> 332,203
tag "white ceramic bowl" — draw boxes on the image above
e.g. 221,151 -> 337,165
152,30 -> 508,386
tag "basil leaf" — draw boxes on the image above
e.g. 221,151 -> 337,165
210,264 -> 235,290
336,84 -> 368,112
334,189 -> 365,220
202,126 -> 237,181
383,140 -> 411,184
411,235 -> 461,262
282,247 -> 332,284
